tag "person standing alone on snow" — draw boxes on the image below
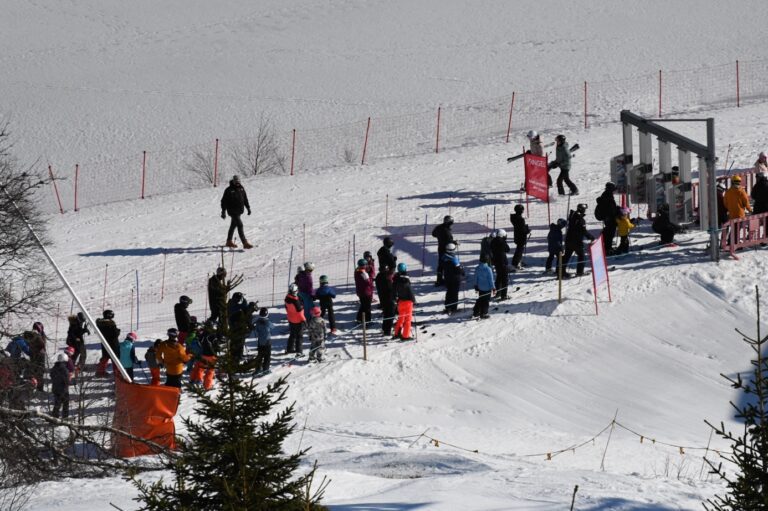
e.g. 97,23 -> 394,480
549,134 -> 578,196
220,175 -> 253,249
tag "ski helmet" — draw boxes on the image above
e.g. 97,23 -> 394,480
443,215 -> 454,225
167,327 -> 179,338
64,346 -> 75,356
397,262 -> 407,273
445,242 -> 457,253
311,306 -> 322,318
259,307 -> 269,318
304,261 -> 315,271
216,267 -> 227,277
357,258 -> 367,267
56,353 -> 67,363
319,275 -> 329,284
383,236 -> 394,248
232,292 -> 244,303
497,228 -> 507,238
514,204 -> 524,214
731,175 -> 742,184
288,283 -> 299,294
102,309 -> 114,320
526,129 -> 538,140
760,151 -> 767,160
363,251 -> 372,259
232,175 -> 240,183
489,229 -> 497,238
556,134 -> 566,143
557,218 -> 567,228
32,321 -> 45,335
605,181 -> 617,192
179,295 -> 192,306
576,203 -> 588,214
126,332 -> 138,342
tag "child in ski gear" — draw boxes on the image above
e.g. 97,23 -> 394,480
220,175 -> 253,249
363,250 -> 376,279
549,134 -> 578,195
545,218 -> 567,274
156,328 -> 191,388
119,332 -> 140,380
723,175 -> 752,219
50,353 -> 70,419
144,339 -> 162,386
431,215 -> 455,286
616,208 -> 635,254
174,295 -> 193,343
377,237 -> 397,273
562,204 -> 594,277
307,307 -> 326,362
490,229 -> 511,299
207,267 -> 227,324
393,263 -> 416,340
64,346 -> 76,381
509,204 -> 531,269
527,130 -> 544,156
441,243 -> 464,314
284,283 -> 306,355
184,320 -> 203,374
314,275 -> 337,333
95,310 -> 121,377
253,308 -> 273,374
472,255 -> 496,319
479,230 -> 496,263
190,323 -> 219,389
596,182 -> 619,254
354,259 -> 374,323
652,204 -> 682,244
228,294 -> 256,362
375,266 -> 396,336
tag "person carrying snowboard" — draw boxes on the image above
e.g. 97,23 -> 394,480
220,175 -> 253,249
509,204 -> 531,270
307,307 -> 327,362
562,204 -> 594,278
549,134 -> 578,196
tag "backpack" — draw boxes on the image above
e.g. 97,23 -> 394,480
594,196 -> 606,221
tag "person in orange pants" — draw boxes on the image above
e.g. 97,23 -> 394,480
190,324 -> 219,390
144,339 -> 162,386
392,263 -> 416,340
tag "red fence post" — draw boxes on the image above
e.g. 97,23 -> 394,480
74,164 -> 79,212
658,69 -> 662,117
435,106 -> 441,153
290,129 -> 296,176
736,60 -> 740,108
505,92 -> 516,143
583,82 -> 588,129
361,117 -> 371,165
48,165 -> 64,214
213,138 -> 219,187
141,151 -> 147,199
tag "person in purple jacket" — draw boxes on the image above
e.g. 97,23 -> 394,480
296,262 -> 316,317
354,259 -> 374,324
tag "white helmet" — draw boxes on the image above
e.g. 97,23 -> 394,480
497,228 -> 507,238
57,353 -> 67,363
288,283 -> 299,294
445,242 -> 457,253
304,262 -> 315,271
489,230 -> 497,238
526,130 -> 538,140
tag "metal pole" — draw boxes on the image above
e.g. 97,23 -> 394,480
1,189 -> 131,382
707,118 -> 718,262
135,270 -> 140,330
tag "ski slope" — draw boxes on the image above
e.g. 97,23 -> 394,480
3,1 -> 767,509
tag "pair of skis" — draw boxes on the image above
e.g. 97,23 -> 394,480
507,143 -> 580,163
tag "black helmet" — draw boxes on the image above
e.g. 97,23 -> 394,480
576,203 -> 588,214
216,267 -> 227,276
557,218 -> 567,228
383,236 -> 394,248
232,292 -> 244,303
605,181 -> 617,192
443,215 -> 454,225
167,327 -> 179,338
556,134 -> 566,143
514,204 -> 524,213
363,250 -> 372,259
103,309 -> 114,320
179,295 -> 192,306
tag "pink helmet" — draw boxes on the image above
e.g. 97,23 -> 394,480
64,346 -> 75,355
311,306 -> 322,318
126,332 -> 138,341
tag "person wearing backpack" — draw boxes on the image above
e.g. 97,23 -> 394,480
595,182 -> 619,255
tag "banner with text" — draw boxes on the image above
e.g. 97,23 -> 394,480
524,154 -> 550,202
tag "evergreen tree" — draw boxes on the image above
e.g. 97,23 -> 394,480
132,273 -> 327,510
705,286 -> 768,510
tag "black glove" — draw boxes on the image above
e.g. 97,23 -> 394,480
247,209 -> 252,215
221,211 -> 226,219
474,285 -> 480,292
548,162 -> 558,170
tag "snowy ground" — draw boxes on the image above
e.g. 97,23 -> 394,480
4,1 -> 768,509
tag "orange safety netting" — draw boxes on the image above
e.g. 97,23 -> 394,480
112,377 -> 180,458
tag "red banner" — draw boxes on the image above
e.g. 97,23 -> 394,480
524,154 -> 549,202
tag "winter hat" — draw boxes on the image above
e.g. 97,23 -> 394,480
64,346 -> 75,356
259,307 -> 269,318
620,207 -> 631,216
56,353 -> 67,363
319,275 -> 329,284
557,218 -> 567,228
126,332 -> 138,342
232,175 -> 240,183
357,258 -> 367,267
311,306 -> 321,318
383,236 -> 394,248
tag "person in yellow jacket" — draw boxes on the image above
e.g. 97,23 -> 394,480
723,175 -> 752,220
156,327 -> 191,388
615,207 -> 635,254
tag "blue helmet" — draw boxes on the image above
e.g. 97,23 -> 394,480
397,262 -> 407,273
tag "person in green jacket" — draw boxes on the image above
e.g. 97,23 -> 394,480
549,134 -> 578,196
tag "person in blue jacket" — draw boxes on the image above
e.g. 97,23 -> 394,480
472,255 -> 496,319
119,332 -> 140,379
314,275 -> 337,334
545,218 -> 567,274
253,308 -> 274,375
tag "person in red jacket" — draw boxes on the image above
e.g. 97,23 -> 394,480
284,283 -> 306,355
354,259 -> 374,324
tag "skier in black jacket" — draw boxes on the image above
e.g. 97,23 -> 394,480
431,215 -> 455,286
490,229 -> 511,299
596,182 -> 619,255
50,354 -> 70,419
375,266 -> 396,336
377,237 -> 397,272
220,175 -> 253,249
174,295 -> 193,343
207,267 -> 227,324
509,205 -> 531,270
562,204 -> 594,278
752,172 -> 768,214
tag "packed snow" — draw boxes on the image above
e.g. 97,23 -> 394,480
3,1 -> 768,509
